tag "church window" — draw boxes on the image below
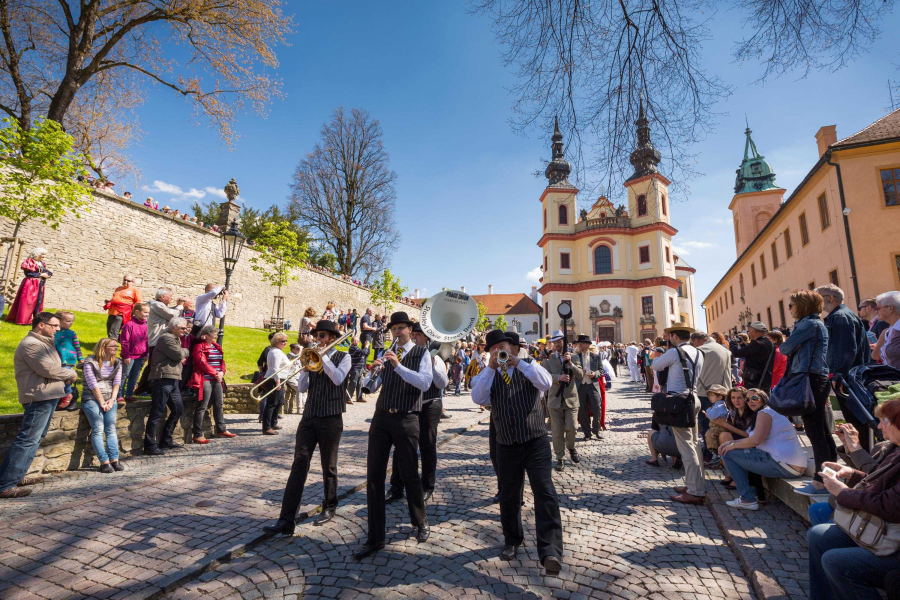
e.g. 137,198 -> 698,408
558,204 -> 568,225
730,286 -> 734,305
560,252 -> 570,269
639,245 -> 651,264
662,195 -> 668,216
594,246 -> 612,274
739,274 -> 745,297
543,210 -> 547,229
600,212 -> 606,218
751,264 -> 757,287
799,212 -> 810,246
779,300 -> 786,327
669,297 -> 675,315
665,246 -> 671,264
637,195 -> 648,216
641,296 -> 653,316
818,194 -> 831,230
544,255 -> 548,272
881,168 -> 900,206
755,211 -> 771,235
771,242 -> 779,269
784,228 -> 793,258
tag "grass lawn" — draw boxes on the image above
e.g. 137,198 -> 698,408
0,310 -> 276,415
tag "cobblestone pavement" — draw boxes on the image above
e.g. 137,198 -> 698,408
0,392 -> 489,600
163,382 -> 758,600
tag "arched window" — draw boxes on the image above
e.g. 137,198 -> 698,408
594,246 -> 613,274
662,195 -> 668,216
532,320 -> 538,332
637,195 -> 648,216
558,204 -> 568,225
543,209 -> 547,229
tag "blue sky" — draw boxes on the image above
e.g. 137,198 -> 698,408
124,1 -> 899,327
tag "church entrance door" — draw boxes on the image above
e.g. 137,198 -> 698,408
596,326 -> 615,344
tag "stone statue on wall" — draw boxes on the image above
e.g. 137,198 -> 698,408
224,178 -> 240,201
612,306 -> 623,317
217,178 -> 242,229
589,306 -> 599,318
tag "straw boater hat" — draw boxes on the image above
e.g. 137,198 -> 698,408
663,324 -> 696,335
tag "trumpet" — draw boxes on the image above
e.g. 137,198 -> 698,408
250,330 -> 353,402
497,350 -> 509,366
361,341 -> 397,395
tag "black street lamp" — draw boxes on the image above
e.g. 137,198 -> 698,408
217,219 -> 246,345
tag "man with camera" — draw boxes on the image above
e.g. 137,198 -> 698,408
192,283 -> 228,337
542,330 -> 584,472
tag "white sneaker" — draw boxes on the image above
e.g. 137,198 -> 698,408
725,497 -> 759,511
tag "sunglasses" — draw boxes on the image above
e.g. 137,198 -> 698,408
314,333 -> 331,339
748,395 -> 762,401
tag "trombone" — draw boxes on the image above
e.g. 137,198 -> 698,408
250,330 -> 353,402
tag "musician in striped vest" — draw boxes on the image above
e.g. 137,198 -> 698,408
472,329 -> 564,575
353,311 -> 433,560
262,320 -> 351,536
386,322 -> 450,504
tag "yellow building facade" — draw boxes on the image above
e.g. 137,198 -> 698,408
537,109 -> 698,343
704,109 -> 900,334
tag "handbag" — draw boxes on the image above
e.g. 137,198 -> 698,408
651,347 -> 698,428
769,327 -> 821,417
834,506 -> 900,556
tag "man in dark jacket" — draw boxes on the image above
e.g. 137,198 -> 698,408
347,337 -> 369,403
733,322 -> 775,392
818,284 -> 872,445
143,317 -> 191,455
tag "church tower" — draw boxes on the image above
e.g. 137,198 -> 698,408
540,116 -> 578,238
623,96 -> 671,226
729,125 -> 785,256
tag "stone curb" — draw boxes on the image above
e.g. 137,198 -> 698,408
135,413 -> 492,600
706,494 -> 791,600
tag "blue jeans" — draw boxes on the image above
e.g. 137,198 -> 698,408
122,357 -> 146,398
721,447 -> 800,502
455,379 -> 461,395
808,523 -> 900,600
809,501 -> 834,525
81,398 -> 119,463
0,399 -> 59,492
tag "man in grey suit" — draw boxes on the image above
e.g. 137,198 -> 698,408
573,334 -> 604,441
690,331 -> 733,462
541,330 -> 583,471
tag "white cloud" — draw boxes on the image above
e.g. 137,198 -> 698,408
680,240 -> 715,249
525,267 -> 543,282
714,217 -> 733,224
139,180 -> 233,202
204,187 -> 228,199
672,245 -> 689,255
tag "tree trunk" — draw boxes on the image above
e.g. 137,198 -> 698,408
11,219 -> 20,238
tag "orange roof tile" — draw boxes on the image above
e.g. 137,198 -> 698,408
471,293 -> 541,316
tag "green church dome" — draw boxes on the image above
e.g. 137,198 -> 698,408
734,126 -> 778,195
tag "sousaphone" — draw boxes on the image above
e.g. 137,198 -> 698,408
420,289 -> 479,361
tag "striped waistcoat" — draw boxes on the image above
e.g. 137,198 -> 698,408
303,351 -> 348,418
423,355 -> 442,402
490,358 -> 546,445
376,344 -> 427,413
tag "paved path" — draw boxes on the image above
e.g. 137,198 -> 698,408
0,381 -> 813,600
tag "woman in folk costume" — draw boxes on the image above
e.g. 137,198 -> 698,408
5,248 -> 52,325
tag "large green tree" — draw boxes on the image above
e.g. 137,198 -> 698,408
369,269 -> 408,314
247,221 -> 308,295
492,315 -> 509,333
0,116 -> 88,237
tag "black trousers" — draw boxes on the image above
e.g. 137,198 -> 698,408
262,382 -> 284,431
279,413 -> 343,522
576,383 -> 602,437
144,378 -> 184,450
496,435 -> 563,561
835,383 -> 873,451
365,410 -> 426,545
106,314 -> 124,340
390,398 -> 442,494
134,345 -> 156,395
802,373 -> 838,482
347,369 -> 363,402
697,395 -> 713,461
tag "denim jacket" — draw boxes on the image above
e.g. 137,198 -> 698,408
779,314 -> 829,376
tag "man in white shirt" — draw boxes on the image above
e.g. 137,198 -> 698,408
192,284 -> 227,336
625,342 -> 641,382
652,325 -> 705,504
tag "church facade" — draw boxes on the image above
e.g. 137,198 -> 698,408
536,106 -> 698,344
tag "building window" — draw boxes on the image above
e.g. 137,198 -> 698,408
594,246 -> 613,274
799,212 -> 810,246
532,320 -> 538,332
808,280 -> 816,290
639,245 -> 651,264
896,254 -> 900,284
771,242 -> 779,269
757,312 -> 761,322
543,210 -> 547,229
760,254 -> 767,279
767,307 -> 773,330
544,255 -> 548,272
829,269 -> 839,286
755,212 -> 771,235
725,293 -> 729,309
784,228 -> 793,258
560,252 -> 570,270
677,281 -> 685,297
818,194 -> 831,230
734,218 -> 740,242
558,204 -> 568,225
739,274 -> 745,297
662,195 -> 668,216
669,297 -> 675,315
778,300 -> 786,327
751,264 -> 757,287
730,286 -> 734,305
665,246 -> 671,264
882,168 -> 900,206
641,296 -> 653,316
637,194 -> 648,216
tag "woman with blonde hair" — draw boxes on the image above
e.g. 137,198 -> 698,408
5,247 -> 52,325
262,332 -> 290,434
82,338 -> 125,473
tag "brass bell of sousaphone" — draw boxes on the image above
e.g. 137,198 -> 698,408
420,289 -> 480,361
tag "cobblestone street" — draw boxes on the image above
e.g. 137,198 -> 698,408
0,381 -> 812,599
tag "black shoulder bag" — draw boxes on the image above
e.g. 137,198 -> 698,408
651,348 -> 699,428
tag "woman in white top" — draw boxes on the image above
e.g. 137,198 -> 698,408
719,388 -> 807,510
262,332 -> 290,435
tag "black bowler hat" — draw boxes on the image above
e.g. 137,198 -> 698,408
575,334 -> 592,344
311,320 -> 340,337
485,329 -> 512,352
411,322 -> 424,334
506,332 -> 522,347
386,311 -> 415,329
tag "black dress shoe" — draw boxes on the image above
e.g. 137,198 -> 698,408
423,490 -> 433,504
385,489 -> 404,504
110,460 -> 126,472
569,449 -> 581,464
314,507 -> 335,526
556,458 -> 565,472
416,518 -> 429,543
542,555 -> 562,575
262,519 -> 295,535
144,447 -> 165,456
65,401 -> 79,412
353,542 -> 385,559
99,463 -> 114,474
159,442 -> 184,450
582,433 -> 592,441
500,544 -> 518,560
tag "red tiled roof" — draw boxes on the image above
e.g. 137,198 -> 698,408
834,107 -> 900,147
471,293 -> 541,315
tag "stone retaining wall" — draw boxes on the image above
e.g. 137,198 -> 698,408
223,384 -> 257,414
0,188 -> 416,328
0,399 -> 211,474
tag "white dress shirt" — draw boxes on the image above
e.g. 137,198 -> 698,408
297,347 -> 353,392
194,286 -> 227,326
471,360 -> 553,406
390,339 -> 433,392
652,343 -> 704,394
625,345 -> 639,364
430,352 -> 450,390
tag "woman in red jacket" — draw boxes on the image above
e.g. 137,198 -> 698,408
807,399 -> 900,599
188,325 -> 236,443
766,331 -> 787,388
